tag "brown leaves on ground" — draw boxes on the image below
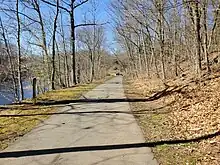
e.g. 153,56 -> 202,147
124,73 -> 220,165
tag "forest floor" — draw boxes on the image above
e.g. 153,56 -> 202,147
0,77 -> 111,151
124,72 -> 220,165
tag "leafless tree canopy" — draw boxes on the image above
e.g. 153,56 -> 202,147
0,0 -> 113,101
1,0 -> 220,101
110,0 -> 220,79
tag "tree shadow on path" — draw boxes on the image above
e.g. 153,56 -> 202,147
0,131 -> 219,158
18,85 -> 186,106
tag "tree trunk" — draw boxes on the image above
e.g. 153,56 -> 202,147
203,0 -> 211,73
51,0 -> 59,90
70,0 -> 77,85
77,60 -> 81,84
173,0 -> 179,77
0,17 -> 18,100
56,42 -> 62,86
60,12 -> 70,87
33,0 -> 51,89
90,54 -> 95,82
158,0 -> 166,79
16,0 -> 24,101
143,38 -> 150,77
194,1 -> 202,74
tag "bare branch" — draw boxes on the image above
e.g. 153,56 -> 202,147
0,7 -> 40,23
74,0 -> 89,9
41,0 -> 69,12
75,22 -> 108,28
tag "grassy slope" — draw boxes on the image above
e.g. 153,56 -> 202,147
0,78 -> 111,150
124,74 -> 220,165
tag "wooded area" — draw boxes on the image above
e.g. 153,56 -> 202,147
0,0 -> 113,102
110,0 -> 220,164
110,0 -> 220,79
1,0 -> 220,102
0,0 -> 220,164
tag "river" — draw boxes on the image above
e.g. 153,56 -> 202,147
0,81 -> 33,105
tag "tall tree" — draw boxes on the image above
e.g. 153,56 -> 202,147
0,17 -> 18,100
16,0 -> 24,101
41,0 -> 98,85
51,0 -> 59,90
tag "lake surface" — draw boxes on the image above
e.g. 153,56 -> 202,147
0,81 -> 33,105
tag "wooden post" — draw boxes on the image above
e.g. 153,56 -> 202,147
33,78 -> 37,105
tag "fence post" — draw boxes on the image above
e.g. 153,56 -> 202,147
33,77 -> 37,105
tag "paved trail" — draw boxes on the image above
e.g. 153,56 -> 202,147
0,76 -> 158,165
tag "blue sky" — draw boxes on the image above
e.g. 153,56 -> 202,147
75,0 -> 115,50
0,0 -> 115,53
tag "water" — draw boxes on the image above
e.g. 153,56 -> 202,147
0,81 -> 33,105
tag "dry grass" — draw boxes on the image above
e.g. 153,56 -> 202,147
124,73 -> 220,165
0,105 -> 55,150
0,77 -> 111,150
37,83 -> 97,102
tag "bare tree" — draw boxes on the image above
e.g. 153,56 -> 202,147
41,0 -> 100,85
16,0 -> 24,101
77,25 -> 105,82
59,11 -> 70,87
0,17 -> 18,100
51,0 -> 59,90
77,0 -> 106,82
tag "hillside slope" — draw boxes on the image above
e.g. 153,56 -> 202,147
124,73 -> 220,164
